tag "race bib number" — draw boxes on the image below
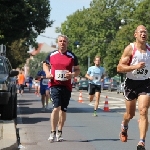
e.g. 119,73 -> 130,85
42,79 -> 49,85
132,66 -> 149,79
55,70 -> 68,81
92,73 -> 100,81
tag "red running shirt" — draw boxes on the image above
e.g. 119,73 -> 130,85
45,50 -> 79,91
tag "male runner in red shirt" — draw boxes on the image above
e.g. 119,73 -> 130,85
43,35 -> 80,142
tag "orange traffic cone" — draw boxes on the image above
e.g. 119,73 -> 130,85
103,96 -> 109,112
78,91 -> 83,103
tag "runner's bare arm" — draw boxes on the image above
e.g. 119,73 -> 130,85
85,73 -> 93,80
43,63 -> 53,79
73,66 -> 80,77
117,45 -> 138,73
100,74 -> 105,82
65,66 -> 80,79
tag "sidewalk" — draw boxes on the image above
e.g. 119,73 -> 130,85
0,120 -> 18,150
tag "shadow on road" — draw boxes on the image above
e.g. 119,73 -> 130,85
17,117 -> 50,124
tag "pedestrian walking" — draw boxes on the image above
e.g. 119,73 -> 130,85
43,35 -> 80,142
17,71 -> 25,96
117,25 -> 150,150
85,55 -> 105,117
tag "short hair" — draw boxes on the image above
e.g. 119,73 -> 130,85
94,55 -> 101,61
58,35 -> 68,41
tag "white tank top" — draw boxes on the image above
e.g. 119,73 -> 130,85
126,43 -> 150,80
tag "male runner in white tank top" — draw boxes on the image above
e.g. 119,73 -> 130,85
117,25 -> 150,150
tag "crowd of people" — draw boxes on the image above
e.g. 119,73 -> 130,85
15,25 -> 150,150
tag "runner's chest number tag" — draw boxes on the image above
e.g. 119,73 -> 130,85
42,79 -> 49,85
93,73 -> 100,81
133,66 -> 149,78
55,70 -> 68,81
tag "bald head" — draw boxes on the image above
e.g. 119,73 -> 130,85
135,25 -> 147,33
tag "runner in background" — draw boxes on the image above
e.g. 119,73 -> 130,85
85,55 -> 105,117
36,62 -> 50,112
28,76 -> 33,92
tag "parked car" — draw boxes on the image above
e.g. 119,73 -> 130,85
108,80 -> 118,92
101,77 -> 111,90
117,82 -> 124,94
75,80 -> 89,91
0,50 -> 19,120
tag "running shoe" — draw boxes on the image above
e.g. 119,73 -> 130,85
93,111 -> 98,117
119,121 -> 128,142
48,132 -> 56,143
56,131 -> 63,142
137,142 -> 146,150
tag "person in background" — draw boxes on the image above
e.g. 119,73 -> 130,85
28,76 -> 33,92
85,55 -> 105,117
36,62 -> 50,112
17,71 -> 25,96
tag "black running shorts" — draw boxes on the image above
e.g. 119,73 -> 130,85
50,86 -> 71,112
124,78 -> 150,101
88,83 -> 101,95
19,84 -> 24,91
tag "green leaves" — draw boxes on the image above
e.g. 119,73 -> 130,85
28,52 -> 49,77
57,0 -> 149,77
0,0 -> 53,68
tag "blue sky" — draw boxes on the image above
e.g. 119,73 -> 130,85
36,0 -> 92,45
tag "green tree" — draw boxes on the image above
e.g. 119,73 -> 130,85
59,0 -> 124,76
7,39 -> 29,68
0,0 -> 53,45
28,52 -> 49,77
104,0 -> 150,79
0,0 -> 54,67
57,0 -> 148,78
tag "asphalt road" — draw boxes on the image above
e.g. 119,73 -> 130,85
15,88 -> 150,150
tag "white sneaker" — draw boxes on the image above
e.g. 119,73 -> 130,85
48,132 -> 56,143
41,107 -> 45,112
56,132 -> 63,142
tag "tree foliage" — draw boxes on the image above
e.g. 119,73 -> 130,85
0,0 -> 53,68
57,0 -> 150,77
28,52 -> 49,77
